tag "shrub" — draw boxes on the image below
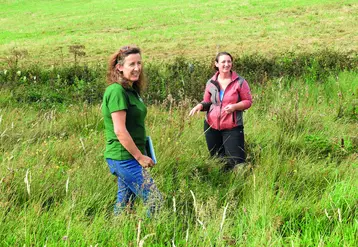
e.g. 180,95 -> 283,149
0,50 -> 357,106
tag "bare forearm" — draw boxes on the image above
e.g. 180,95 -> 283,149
111,110 -> 153,168
116,130 -> 142,160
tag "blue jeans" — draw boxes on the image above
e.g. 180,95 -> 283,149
106,158 -> 161,216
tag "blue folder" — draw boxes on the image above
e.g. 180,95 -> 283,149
145,136 -> 157,164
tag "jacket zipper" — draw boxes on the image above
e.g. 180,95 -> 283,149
218,88 -> 225,130
211,77 -> 239,130
219,79 -> 237,130
218,101 -> 222,130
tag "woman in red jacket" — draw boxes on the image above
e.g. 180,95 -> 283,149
189,52 -> 252,171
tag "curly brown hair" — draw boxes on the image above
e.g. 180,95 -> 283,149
106,45 -> 147,94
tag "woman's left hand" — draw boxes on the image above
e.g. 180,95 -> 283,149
223,104 -> 235,114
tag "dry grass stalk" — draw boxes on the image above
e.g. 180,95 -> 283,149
24,169 -> 30,196
185,227 -> 189,243
136,219 -> 142,247
324,209 -> 331,220
139,233 -> 155,247
197,219 -> 205,230
338,208 -> 342,223
66,176 -> 70,195
220,203 -> 229,233
80,137 -> 86,152
173,196 -> 176,213
190,190 -> 198,218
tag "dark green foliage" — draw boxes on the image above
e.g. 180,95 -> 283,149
304,135 -> 337,156
0,50 -> 357,107
303,134 -> 357,162
0,64 -> 106,108
144,57 -> 212,104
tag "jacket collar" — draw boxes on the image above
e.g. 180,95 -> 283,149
211,71 -> 239,82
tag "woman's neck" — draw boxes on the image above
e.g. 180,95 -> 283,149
120,77 -> 134,87
218,72 -> 231,80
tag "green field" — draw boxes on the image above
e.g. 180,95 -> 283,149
1,0 -> 357,65
1,71 -> 357,246
1,0 -> 358,246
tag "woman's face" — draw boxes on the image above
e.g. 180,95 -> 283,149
215,54 -> 232,73
118,53 -> 142,82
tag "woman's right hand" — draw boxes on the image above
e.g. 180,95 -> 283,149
189,103 -> 203,116
137,154 -> 155,168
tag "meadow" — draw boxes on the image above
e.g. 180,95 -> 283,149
1,0 -> 358,246
1,71 -> 357,246
0,0 -> 357,65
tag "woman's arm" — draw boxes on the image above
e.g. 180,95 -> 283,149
112,110 -> 154,168
238,80 -> 252,109
189,83 -> 212,116
189,103 -> 203,116
224,80 -> 252,113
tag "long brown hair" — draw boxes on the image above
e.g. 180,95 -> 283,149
106,45 -> 147,94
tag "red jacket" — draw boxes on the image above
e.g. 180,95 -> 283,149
201,71 -> 252,130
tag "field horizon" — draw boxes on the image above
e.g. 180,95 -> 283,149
1,0 -> 357,66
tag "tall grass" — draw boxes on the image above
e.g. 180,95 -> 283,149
1,71 -> 357,246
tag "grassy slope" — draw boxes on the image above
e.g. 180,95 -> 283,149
0,71 -> 357,246
0,0 -> 357,65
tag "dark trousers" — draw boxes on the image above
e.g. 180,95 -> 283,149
204,120 -> 246,169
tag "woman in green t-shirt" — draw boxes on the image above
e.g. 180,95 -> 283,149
102,45 -> 161,215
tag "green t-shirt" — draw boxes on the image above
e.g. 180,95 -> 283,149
102,83 -> 147,160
